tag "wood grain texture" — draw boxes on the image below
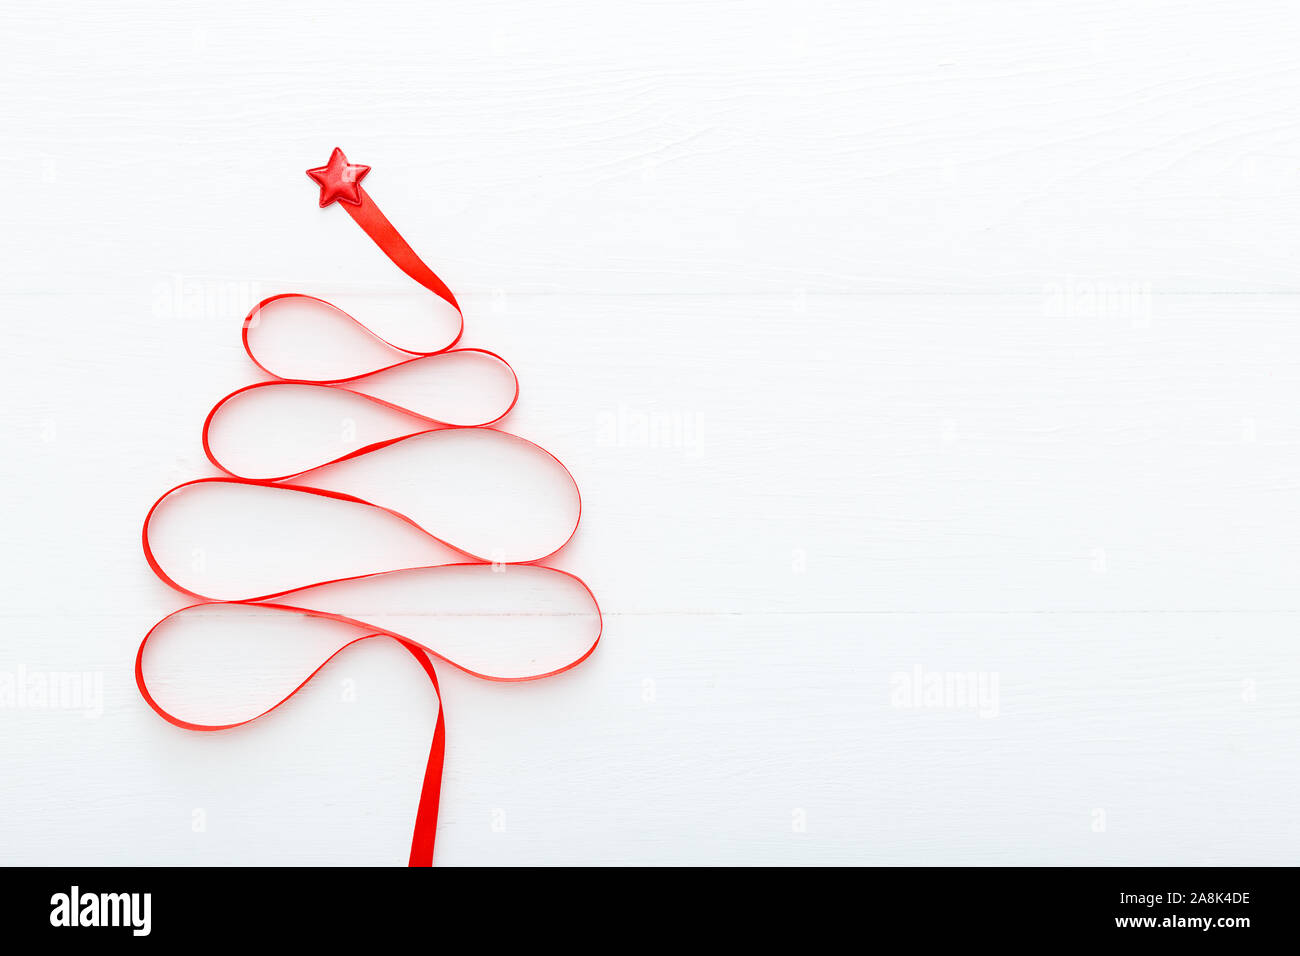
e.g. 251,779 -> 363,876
2,0 -> 1299,864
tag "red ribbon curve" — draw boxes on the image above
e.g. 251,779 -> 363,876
138,148 -> 600,866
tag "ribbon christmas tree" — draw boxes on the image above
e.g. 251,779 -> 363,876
138,149 -> 601,866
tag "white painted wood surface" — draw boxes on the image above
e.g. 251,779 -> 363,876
3,0 -> 1300,864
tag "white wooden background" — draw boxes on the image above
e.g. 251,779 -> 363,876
3,0 -> 1300,865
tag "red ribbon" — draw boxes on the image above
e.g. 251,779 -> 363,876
138,148 -> 600,866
